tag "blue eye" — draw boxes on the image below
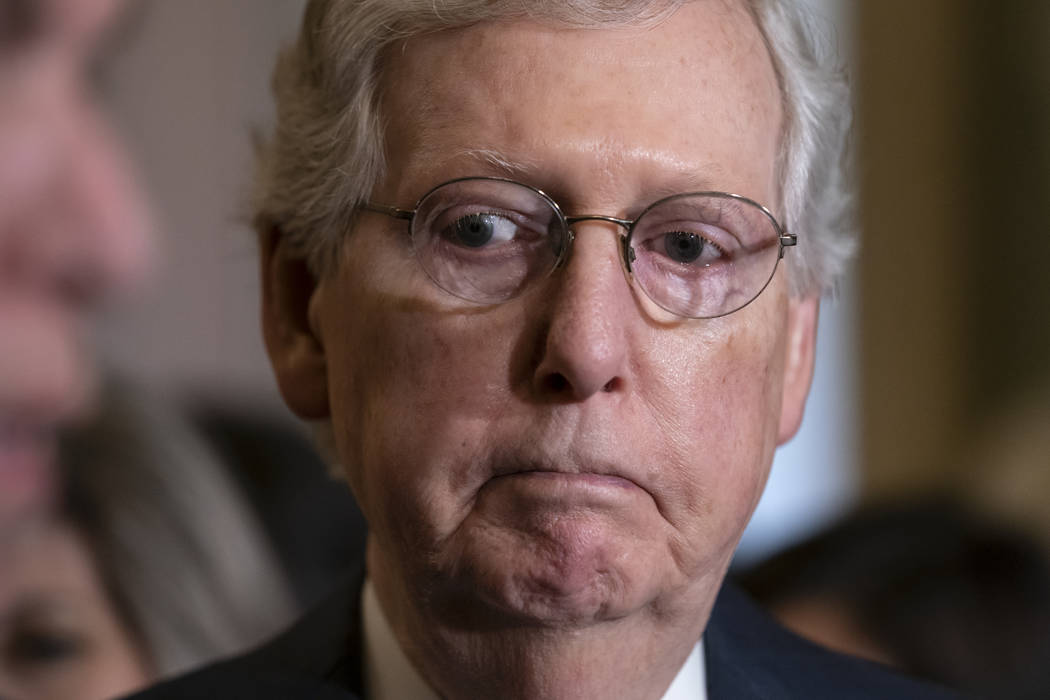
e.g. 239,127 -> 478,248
664,231 -> 705,263
450,214 -> 495,247
443,213 -> 518,248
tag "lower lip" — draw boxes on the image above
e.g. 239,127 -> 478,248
487,471 -> 642,506
511,471 -> 637,488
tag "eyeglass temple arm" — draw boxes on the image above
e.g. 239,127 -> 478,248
777,233 -> 798,259
361,202 -> 415,221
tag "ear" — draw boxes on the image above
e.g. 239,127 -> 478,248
777,294 -> 819,444
259,227 -> 330,419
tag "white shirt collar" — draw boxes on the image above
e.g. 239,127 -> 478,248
663,636 -> 707,700
363,579 -> 707,700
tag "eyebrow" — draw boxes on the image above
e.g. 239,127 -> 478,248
448,147 -> 732,201
0,0 -> 42,48
0,595 -> 60,629
452,148 -> 544,180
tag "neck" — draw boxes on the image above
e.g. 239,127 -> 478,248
368,546 -> 720,700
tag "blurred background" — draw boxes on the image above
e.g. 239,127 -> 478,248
96,0 -> 303,414
79,0 -> 1050,695
856,0 -> 1050,536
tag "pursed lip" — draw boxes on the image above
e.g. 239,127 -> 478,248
476,441 -> 679,522
486,451 -> 647,492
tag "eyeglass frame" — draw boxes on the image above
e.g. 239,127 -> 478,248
360,176 -> 798,319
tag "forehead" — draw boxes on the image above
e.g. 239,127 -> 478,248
0,523 -> 95,609
379,0 -> 783,208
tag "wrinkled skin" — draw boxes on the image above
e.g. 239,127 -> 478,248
263,2 -> 819,697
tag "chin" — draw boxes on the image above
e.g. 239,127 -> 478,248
437,509 -> 663,628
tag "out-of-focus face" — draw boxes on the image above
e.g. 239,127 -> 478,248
0,0 -> 151,531
268,1 -> 818,633
0,521 -> 150,700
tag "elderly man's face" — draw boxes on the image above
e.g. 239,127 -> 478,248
269,1 -> 817,628
0,0 -> 151,531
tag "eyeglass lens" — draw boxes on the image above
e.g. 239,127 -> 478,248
409,178 -> 784,318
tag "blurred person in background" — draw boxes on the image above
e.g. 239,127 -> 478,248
0,0 -> 153,540
737,500 -> 1050,700
1,0 -> 153,692
1,2 -> 303,698
0,382 -> 296,700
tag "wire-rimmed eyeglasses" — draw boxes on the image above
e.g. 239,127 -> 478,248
362,177 -> 796,319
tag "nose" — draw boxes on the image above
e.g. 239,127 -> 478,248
61,106 -> 154,301
11,98 -> 154,306
532,223 -> 632,401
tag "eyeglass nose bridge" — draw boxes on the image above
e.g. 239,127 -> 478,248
559,214 -> 638,271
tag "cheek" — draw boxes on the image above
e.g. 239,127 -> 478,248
75,637 -> 151,700
647,308 -> 787,566
321,258 -> 522,547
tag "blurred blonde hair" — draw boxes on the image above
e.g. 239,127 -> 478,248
61,383 -> 296,678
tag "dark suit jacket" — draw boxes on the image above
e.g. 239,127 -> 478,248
127,567 -> 960,699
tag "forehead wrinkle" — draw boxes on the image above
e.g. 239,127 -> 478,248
382,2 -> 782,208
397,142 -> 738,214
457,148 -> 543,179
550,140 -> 736,202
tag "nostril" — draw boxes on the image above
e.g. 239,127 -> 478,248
537,372 -> 621,397
543,373 -> 570,394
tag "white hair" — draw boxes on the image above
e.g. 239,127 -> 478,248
253,0 -> 854,295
